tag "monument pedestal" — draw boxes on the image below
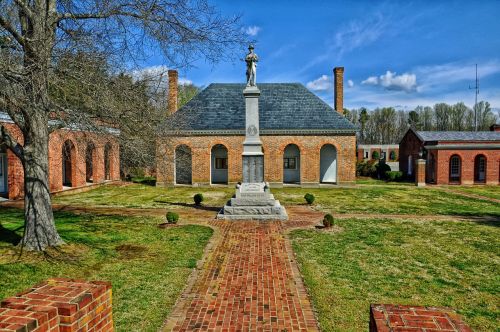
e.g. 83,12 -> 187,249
217,183 -> 288,220
217,56 -> 288,220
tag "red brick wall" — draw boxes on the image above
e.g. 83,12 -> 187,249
415,159 -> 426,186
434,148 -> 499,185
1,122 -> 120,200
399,130 -> 424,178
0,278 -> 113,332
370,304 -> 472,331
357,148 -> 364,162
157,134 -> 356,186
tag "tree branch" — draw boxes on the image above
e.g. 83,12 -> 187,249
0,15 -> 25,47
13,0 -> 34,20
0,124 -> 24,159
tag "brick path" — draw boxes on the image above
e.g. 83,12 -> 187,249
163,220 -> 319,331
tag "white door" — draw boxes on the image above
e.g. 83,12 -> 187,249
320,145 -> 337,183
0,153 -> 6,193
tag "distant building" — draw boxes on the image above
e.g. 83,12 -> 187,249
0,112 -> 120,199
156,68 -> 357,187
399,127 -> 500,185
357,144 -> 399,171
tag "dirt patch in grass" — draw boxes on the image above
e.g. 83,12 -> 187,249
115,244 -> 147,259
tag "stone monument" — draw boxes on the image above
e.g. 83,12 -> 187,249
218,45 -> 287,220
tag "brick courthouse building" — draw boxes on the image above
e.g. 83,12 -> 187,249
156,68 -> 357,187
0,112 -> 120,200
399,127 -> 500,185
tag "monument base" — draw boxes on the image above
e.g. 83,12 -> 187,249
217,182 -> 288,220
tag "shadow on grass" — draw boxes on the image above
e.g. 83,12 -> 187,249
0,223 -> 22,245
165,202 -> 221,212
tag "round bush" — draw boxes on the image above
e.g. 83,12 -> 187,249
166,211 -> 179,223
193,193 -> 204,206
372,151 -> 380,160
304,193 -> 315,205
323,213 -> 334,228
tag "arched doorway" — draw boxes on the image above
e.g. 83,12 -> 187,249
104,143 -> 112,181
449,155 -> 461,184
283,144 -> 300,184
0,144 -> 7,195
175,145 -> 192,185
408,155 -> 413,176
62,140 -> 76,187
211,144 -> 228,184
427,152 -> 436,183
320,144 -> 337,183
474,154 -> 487,183
85,143 -> 95,183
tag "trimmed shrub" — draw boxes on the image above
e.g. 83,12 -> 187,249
166,211 -> 179,223
193,193 -> 204,206
304,193 -> 315,205
385,171 -> 403,182
372,150 -> 380,160
357,160 -> 378,177
323,213 -> 334,228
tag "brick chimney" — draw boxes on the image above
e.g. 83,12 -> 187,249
167,70 -> 178,115
333,67 -> 344,114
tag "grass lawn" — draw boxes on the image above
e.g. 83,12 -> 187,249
53,183 -> 500,217
446,185 -> 500,201
290,218 -> 500,332
0,208 -> 212,332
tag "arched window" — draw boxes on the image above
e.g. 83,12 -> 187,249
62,140 -> 76,187
85,143 -> 95,183
283,144 -> 300,184
474,155 -> 487,183
175,145 -> 192,185
0,144 -> 7,195
211,144 -> 228,184
449,155 -> 461,184
320,144 -> 337,183
104,143 -> 112,181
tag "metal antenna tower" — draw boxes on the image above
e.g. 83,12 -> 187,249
469,64 -> 479,131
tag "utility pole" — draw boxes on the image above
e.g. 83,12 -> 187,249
469,64 -> 479,131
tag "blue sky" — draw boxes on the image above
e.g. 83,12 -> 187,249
141,0 -> 500,111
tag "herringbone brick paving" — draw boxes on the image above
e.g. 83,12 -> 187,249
164,218 -> 319,331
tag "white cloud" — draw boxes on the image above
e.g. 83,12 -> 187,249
306,75 -> 332,91
347,79 -> 354,88
244,26 -> 261,37
333,13 -> 386,60
415,60 -> 500,92
362,76 -> 378,85
362,71 -> 417,92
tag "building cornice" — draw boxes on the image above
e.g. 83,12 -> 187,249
162,128 -> 357,136
425,144 -> 500,150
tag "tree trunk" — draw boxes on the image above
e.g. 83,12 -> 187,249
19,114 -> 63,251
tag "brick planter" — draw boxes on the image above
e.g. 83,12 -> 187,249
0,278 -> 113,332
370,304 -> 472,331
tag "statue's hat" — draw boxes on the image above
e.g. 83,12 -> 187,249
248,44 -> 254,50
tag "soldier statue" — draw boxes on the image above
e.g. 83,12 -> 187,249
245,44 -> 258,86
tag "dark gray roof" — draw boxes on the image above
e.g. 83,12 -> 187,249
161,83 -> 357,135
416,130 -> 500,142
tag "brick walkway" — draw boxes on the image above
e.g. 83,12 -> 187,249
163,220 -> 319,331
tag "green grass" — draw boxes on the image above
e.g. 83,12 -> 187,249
53,184 -> 500,217
53,184 -> 234,209
290,218 -> 500,331
273,187 -> 500,217
0,208 -> 212,332
446,185 -> 500,201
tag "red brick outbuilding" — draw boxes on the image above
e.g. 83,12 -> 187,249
399,127 -> 500,185
0,112 -> 120,200
156,69 -> 357,187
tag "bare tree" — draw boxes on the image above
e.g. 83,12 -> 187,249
0,0 -> 246,250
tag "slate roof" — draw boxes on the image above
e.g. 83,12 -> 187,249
160,83 -> 357,135
416,130 -> 500,142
